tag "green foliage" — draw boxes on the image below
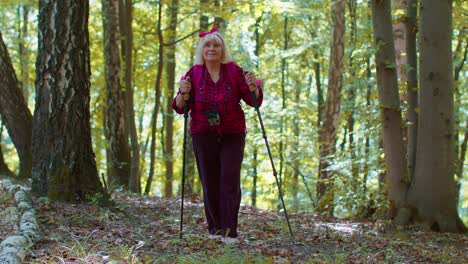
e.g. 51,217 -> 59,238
0,0 -> 466,220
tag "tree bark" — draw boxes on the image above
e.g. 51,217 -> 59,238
316,0 -> 345,216
371,0 -> 409,219
164,0 -> 179,198
278,16 -> 289,195
32,0 -> 108,204
102,0 -> 131,190
18,3 -> 30,102
121,0 -> 141,193
392,0 -> 408,82
145,0 -> 164,195
406,0 -> 418,180
347,0 -> 359,190
408,0 -> 466,232
0,30 -> 32,180
292,79 -> 301,211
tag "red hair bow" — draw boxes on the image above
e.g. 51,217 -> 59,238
198,25 -> 218,38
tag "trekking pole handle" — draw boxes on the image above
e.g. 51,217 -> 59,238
244,71 -> 262,108
183,77 -> 190,101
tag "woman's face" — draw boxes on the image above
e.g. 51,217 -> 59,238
202,40 -> 223,63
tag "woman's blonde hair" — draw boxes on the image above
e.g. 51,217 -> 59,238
194,32 -> 232,65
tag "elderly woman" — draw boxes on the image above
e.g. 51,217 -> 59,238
172,25 -> 262,242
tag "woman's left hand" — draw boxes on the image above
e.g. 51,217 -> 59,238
245,72 -> 258,92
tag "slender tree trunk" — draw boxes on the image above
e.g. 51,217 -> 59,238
406,0 -> 418,180
213,0 -> 226,34
18,3 -> 30,102
347,0 -> 359,190
250,13 -> 263,208
102,0 -> 131,190
164,0 -> 179,198
454,38 -> 467,204
32,0 -> 108,203
184,30 -> 197,197
392,0 -> 408,82
455,121 -> 467,204
371,0 -> 409,219
316,0 -> 345,216
0,30 -> 32,180
279,16 -> 289,194
362,58 -> 372,196
145,0 -> 164,195
315,56 -> 323,128
122,0 -> 140,193
251,148 -> 258,206
408,0 -> 466,232
292,80 -> 301,211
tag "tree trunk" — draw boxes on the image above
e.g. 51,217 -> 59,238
292,79 -> 301,211
406,0 -> 418,179
408,0 -> 466,232
32,0 -> 108,203
314,58 -> 323,128
145,0 -> 164,195
0,30 -> 32,180
164,0 -> 179,198
347,0 -> 359,190
121,0 -> 140,193
392,0 -> 408,82
102,0 -> 131,190
278,16 -> 290,195
18,3 -> 30,102
250,13 -> 263,208
362,59 -> 372,196
316,0 -> 345,216
371,0 -> 408,219
453,33 -> 467,202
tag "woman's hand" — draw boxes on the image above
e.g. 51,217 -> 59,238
176,78 -> 191,109
245,72 -> 260,98
245,72 -> 257,92
179,79 -> 191,96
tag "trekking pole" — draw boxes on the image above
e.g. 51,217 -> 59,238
179,76 -> 190,239
247,74 -> 295,242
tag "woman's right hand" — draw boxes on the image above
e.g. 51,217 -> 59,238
179,79 -> 191,96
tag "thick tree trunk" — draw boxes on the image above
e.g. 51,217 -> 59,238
145,0 -> 164,195
0,31 -> 32,180
316,0 -> 345,216
102,0 -> 131,190
164,0 -> 179,198
406,0 -> 418,179
408,0 -> 466,232
122,0 -> 141,193
32,0 -> 108,203
371,0 -> 409,218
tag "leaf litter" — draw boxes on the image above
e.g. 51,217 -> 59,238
16,192 -> 467,263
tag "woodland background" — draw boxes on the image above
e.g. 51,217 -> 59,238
0,0 -> 467,235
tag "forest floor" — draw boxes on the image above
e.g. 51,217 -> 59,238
1,191 -> 465,263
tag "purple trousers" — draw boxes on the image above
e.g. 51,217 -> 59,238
192,133 -> 245,238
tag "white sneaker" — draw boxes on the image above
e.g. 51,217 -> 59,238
221,237 -> 239,244
208,234 -> 222,240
